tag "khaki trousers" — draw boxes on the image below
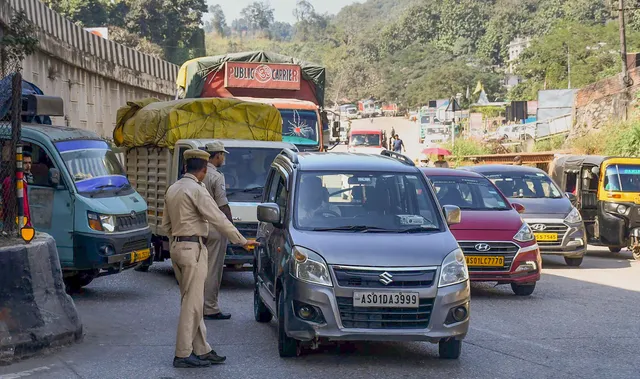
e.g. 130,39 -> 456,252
171,239 -> 212,358
204,228 -> 228,315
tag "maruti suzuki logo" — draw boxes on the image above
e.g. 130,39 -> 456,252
379,272 -> 393,285
474,243 -> 491,252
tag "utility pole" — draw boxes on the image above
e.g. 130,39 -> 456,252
567,45 -> 571,89
619,0 -> 630,86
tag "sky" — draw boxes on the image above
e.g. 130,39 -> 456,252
209,0 -> 362,25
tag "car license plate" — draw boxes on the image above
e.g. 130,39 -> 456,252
465,255 -> 504,267
534,233 -> 558,241
130,248 -> 151,264
353,292 -> 419,308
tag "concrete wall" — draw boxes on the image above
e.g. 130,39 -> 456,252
0,0 -> 179,138
570,68 -> 640,140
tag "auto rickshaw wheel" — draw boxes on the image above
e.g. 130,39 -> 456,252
608,246 -> 622,253
632,246 -> 640,260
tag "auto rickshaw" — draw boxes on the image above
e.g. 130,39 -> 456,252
550,155 -> 640,260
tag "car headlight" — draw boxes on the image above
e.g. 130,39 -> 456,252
291,246 -> 332,287
514,222 -> 534,242
604,202 -> 630,215
88,212 -> 116,233
564,207 -> 582,223
438,248 -> 469,288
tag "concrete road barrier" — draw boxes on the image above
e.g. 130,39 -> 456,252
0,234 -> 83,364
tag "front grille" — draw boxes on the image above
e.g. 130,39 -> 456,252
337,297 -> 434,329
235,222 -> 257,239
122,239 -> 149,254
332,267 -> 436,288
529,223 -> 568,247
116,212 -> 147,232
458,241 -> 519,271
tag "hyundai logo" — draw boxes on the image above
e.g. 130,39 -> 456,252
379,272 -> 393,285
474,243 -> 491,252
530,224 -> 547,231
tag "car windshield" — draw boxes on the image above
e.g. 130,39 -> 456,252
430,176 -> 511,210
280,109 -> 319,146
484,171 -> 563,199
294,171 -> 442,232
604,164 -> 640,192
351,134 -> 380,146
56,140 -> 130,195
215,147 -> 284,201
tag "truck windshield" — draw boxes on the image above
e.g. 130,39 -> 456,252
217,147 -> 283,201
294,171 -> 442,232
279,109 -> 319,146
604,164 -> 640,192
484,171 -> 563,199
430,176 -> 511,210
56,140 -> 131,195
420,116 -> 430,124
351,134 -> 380,146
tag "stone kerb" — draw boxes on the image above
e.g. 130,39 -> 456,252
0,233 -> 83,364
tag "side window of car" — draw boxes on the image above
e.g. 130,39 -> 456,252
22,142 -> 57,187
266,169 -> 280,203
275,176 -> 288,218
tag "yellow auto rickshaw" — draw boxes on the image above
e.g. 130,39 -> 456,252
550,155 -> 640,259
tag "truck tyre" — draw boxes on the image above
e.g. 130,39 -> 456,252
608,246 -> 622,253
511,283 -> 536,296
564,257 -> 583,267
254,285 -> 272,323
278,292 -> 300,357
438,338 -> 462,359
64,272 -> 96,293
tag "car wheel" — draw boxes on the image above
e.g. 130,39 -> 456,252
438,338 -> 462,359
254,285 -> 273,323
64,272 -> 95,293
278,292 -> 300,358
564,256 -> 583,267
609,246 -> 622,253
511,283 -> 536,296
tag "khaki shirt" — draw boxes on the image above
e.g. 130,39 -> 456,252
161,173 -> 246,245
434,160 -> 449,168
203,163 -> 228,207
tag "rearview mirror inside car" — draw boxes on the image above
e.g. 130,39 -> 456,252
257,203 -> 281,225
511,202 -> 526,214
443,205 -> 461,225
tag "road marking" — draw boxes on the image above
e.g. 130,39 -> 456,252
471,326 -> 561,352
0,366 -> 52,379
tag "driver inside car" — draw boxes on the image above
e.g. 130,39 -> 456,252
297,176 -> 341,223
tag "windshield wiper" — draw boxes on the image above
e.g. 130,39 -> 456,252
114,183 -> 132,195
311,225 -> 391,232
398,226 -> 440,233
243,186 -> 264,193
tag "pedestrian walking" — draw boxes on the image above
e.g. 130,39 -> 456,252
203,141 -> 233,321
161,149 -> 258,368
393,134 -> 406,153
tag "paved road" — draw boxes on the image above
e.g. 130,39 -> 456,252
1,247 -> 639,379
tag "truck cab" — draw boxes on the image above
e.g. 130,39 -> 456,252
169,139 -> 298,268
347,129 -> 385,154
7,96 -> 152,291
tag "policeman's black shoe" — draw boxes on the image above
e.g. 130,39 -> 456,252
204,312 -> 231,320
173,353 -> 211,368
198,350 -> 227,364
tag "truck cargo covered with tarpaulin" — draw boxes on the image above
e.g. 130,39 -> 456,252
175,51 -> 326,107
113,97 -> 283,149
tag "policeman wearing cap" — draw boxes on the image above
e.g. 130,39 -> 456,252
161,149 -> 258,368
203,141 -> 233,320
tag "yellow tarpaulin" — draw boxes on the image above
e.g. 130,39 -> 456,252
113,97 -> 283,149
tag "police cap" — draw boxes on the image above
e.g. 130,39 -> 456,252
183,149 -> 210,161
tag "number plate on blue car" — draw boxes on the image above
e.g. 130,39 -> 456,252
353,292 -> 419,308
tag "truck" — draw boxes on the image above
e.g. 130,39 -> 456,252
175,51 -> 340,152
382,103 -> 398,117
1,92 -> 152,291
347,129 -> 385,154
357,100 -> 376,118
114,97 -> 297,269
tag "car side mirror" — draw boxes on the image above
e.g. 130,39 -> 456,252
257,203 -> 281,225
566,192 -> 577,205
511,202 -> 526,214
49,168 -> 60,186
332,121 -> 341,139
591,167 -> 599,175
442,205 -> 461,225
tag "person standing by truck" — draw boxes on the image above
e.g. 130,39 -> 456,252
162,149 -> 258,368
203,141 -> 233,321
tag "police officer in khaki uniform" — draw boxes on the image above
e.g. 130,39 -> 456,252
161,149 -> 258,368
203,141 -> 233,320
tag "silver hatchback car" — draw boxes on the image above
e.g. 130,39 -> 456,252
253,150 -> 470,359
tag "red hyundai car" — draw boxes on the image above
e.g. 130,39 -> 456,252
421,168 -> 542,296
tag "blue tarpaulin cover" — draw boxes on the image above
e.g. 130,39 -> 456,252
0,74 -> 52,125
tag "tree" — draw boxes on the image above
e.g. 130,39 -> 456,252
44,0 -> 109,26
269,22 -> 294,41
0,11 -> 38,73
205,4 -> 227,36
240,1 -> 275,32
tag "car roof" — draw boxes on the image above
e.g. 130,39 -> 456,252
462,164 -> 548,175
420,168 -> 485,178
294,152 -> 419,173
22,124 -> 100,142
